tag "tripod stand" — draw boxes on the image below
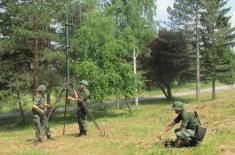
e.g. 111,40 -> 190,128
47,81 -> 107,137
47,81 -> 71,135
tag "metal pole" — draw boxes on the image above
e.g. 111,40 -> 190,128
63,10 -> 70,135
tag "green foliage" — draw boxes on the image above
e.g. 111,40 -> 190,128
0,90 -> 9,100
168,0 -> 235,99
70,8 -> 142,102
146,29 -> 194,99
201,0 -> 235,85
0,0 -> 156,105
0,0 -> 68,97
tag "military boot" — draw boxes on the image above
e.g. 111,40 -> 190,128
47,135 -> 55,141
34,138 -> 43,146
77,130 -> 87,137
83,130 -> 87,136
174,138 -> 183,147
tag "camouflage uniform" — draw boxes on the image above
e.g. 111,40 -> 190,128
77,87 -> 90,135
32,94 -> 51,140
174,110 -> 200,143
170,101 -> 201,147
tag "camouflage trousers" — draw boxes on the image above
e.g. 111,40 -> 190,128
33,114 -> 51,140
77,106 -> 88,133
175,128 -> 195,141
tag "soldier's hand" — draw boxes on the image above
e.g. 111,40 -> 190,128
157,132 -> 164,141
67,96 -> 73,100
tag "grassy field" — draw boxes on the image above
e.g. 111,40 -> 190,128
0,88 -> 234,155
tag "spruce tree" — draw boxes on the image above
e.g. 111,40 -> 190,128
201,0 -> 235,99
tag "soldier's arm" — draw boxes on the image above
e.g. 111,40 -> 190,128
67,89 -> 83,102
157,115 -> 179,140
32,104 -> 44,114
159,121 -> 176,135
157,121 -> 176,140
73,89 -> 79,99
67,96 -> 79,102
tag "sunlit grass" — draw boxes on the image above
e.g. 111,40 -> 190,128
0,88 -> 234,155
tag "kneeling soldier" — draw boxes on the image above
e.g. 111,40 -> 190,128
158,101 -> 200,147
32,85 -> 54,143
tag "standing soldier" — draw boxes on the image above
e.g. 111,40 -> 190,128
67,80 -> 90,137
158,101 -> 201,147
32,85 -> 54,143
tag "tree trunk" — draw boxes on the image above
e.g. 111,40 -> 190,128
159,84 -> 172,100
166,84 -> 172,100
212,77 -> 216,100
47,91 -> 51,105
17,91 -> 26,124
159,86 -> 168,99
125,96 -> 132,116
117,98 -> 122,109
133,48 -> 140,111
33,36 -> 39,94
32,4 -> 39,95
195,8 -> 200,102
46,40 -> 51,105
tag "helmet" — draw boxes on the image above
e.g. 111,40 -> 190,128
38,85 -> 46,91
172,101 -> 184,110
80,80 -> 88,86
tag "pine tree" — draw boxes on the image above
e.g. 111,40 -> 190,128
0,0 -> 65,103
201,0 -> 235,99
168,0 -> 206,101
0,0 -> 34,92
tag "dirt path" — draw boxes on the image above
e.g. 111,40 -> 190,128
134,84 -> 235,101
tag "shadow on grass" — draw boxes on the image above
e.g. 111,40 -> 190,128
0,109 -> 127,132
138,96 -> 196,105
139,98 -> 172,105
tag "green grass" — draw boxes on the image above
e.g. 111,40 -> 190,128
0,88 -> 234,155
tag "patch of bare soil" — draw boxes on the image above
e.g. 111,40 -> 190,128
219,141 -> 235,155
195,103 -> 215,111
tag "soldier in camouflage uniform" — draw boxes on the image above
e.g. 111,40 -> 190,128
32,85 -> 54,143
158,101 -> 200,147
67,80 -> 90,136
